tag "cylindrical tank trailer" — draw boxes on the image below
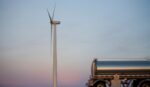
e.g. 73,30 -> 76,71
87,59 -> 150,87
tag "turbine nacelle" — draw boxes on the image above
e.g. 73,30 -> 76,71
51,20 -> 60,25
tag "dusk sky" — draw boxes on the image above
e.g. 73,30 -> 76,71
0,0 -> 150,87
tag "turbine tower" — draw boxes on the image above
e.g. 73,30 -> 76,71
47,7 -> 60,87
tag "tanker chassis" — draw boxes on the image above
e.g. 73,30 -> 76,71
87,59 -> 150,87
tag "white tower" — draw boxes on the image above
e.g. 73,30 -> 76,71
47,8 -> 60,87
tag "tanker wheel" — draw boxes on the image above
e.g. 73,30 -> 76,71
139,81 -> 150,87
94,82 -> 106,87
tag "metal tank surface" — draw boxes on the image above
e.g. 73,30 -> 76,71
87,59 -> 150,87
95,60 -> 150,75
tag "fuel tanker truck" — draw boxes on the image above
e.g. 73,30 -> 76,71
87,59 -> 150,87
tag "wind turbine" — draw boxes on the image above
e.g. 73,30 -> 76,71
47,7 -> 60,87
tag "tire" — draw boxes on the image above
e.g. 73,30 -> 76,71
138,81 -> 150,87
94,82 -> 106,87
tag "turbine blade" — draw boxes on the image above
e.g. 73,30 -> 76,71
47,9 -> 52,40
52,4 -> 56,19
47,9 -> 52,22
